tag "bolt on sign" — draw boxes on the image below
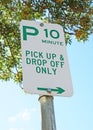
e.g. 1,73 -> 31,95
20,20 -> 73,96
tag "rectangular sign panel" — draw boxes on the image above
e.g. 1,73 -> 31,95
20,20 -> 73,96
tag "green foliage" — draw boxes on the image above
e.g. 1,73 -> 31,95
0,0 -> 93,83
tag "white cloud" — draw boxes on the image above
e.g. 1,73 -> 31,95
8,108 -> 36,122
31,108 -> 37,112
9,128 -> 24,130
21,109 -> 31,120
9,128 -> 17,130
8,116 -> 17,122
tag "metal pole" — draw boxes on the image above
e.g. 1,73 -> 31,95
39,95 -> 56,130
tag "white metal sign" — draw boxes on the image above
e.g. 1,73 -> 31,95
20,20 -> 73,96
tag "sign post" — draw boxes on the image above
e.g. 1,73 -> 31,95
20,20 -> 73,130
39,96 -> 56,130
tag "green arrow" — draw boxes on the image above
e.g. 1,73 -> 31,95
37,87 -> 65,94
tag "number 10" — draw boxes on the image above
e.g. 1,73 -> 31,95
44,29 -> 60,39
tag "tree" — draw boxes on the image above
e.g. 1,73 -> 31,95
0,0 -> 93,83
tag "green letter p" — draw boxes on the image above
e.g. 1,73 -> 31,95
23,26 -> 39,40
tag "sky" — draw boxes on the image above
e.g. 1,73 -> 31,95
0,35 -> 93,130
